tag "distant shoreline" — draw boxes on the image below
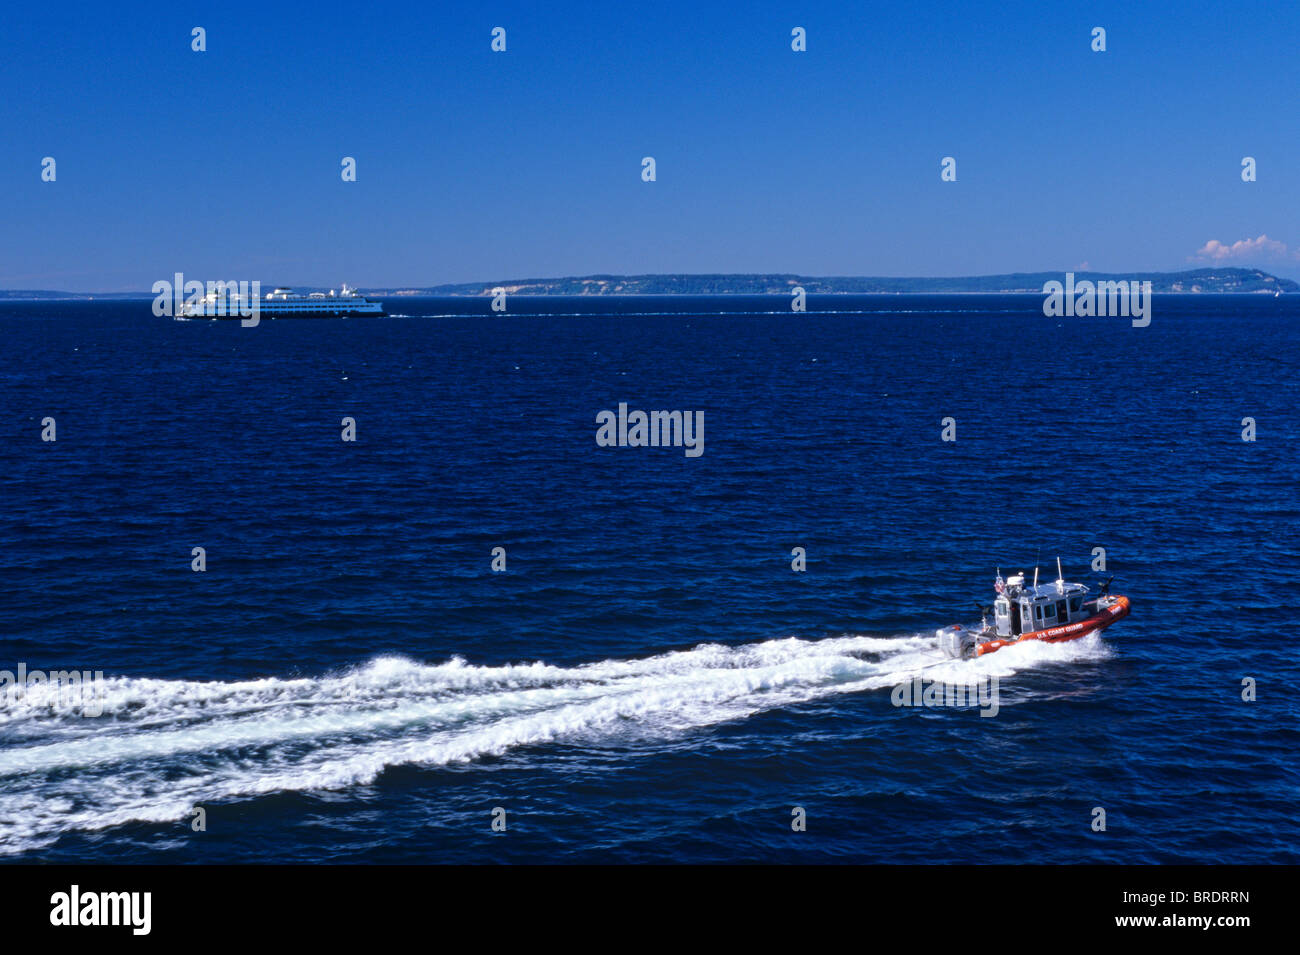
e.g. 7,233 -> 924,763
3,267 -> 1295,300
2,291 -> 1291,303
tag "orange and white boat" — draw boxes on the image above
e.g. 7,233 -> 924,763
937,560 -> 1131,659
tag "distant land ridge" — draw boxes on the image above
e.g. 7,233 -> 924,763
2,268 -> 1295,299
383,267 -> 1296,296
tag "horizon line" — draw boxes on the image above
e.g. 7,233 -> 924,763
1,266 -> 1294,298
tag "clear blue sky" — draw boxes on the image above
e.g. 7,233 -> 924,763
3,0 -> 1297,290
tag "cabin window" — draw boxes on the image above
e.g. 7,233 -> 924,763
1034,605 -> 1043,620
1069,596 -> 1082,614
1043,604 -> 1056,618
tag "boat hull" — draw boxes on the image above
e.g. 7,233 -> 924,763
975,594 -> 1130,656
180,306 -> 385,319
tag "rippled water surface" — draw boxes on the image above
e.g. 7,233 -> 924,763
1,295 -> 1296,862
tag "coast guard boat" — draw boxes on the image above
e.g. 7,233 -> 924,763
938,559 -> 1130,659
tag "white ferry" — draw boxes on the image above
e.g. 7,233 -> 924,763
180,284 -> 384,319
937,560 -> 1131,658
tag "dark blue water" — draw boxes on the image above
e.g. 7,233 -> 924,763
1,294 -> 1296,863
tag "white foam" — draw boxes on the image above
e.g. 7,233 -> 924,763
0,632 -> 1108,855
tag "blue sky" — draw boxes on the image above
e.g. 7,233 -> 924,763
3,0 -> 1298,290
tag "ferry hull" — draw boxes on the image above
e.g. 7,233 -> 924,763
975,594 -> 1131,656
182,307 -> 385,319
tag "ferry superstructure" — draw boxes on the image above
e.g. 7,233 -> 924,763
179,285 -> 385,318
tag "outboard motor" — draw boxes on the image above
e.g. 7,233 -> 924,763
937,624 -> 976,659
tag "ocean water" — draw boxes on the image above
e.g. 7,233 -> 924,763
0,294 -> 1296,864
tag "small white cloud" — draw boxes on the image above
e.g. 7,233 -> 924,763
1192,234 -> 1295,262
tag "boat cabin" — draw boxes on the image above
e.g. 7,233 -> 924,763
993,573 -> 1091,637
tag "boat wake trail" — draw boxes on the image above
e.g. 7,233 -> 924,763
0,633 -> 1107,854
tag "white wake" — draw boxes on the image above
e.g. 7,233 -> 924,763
0,632 -> 1108,854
